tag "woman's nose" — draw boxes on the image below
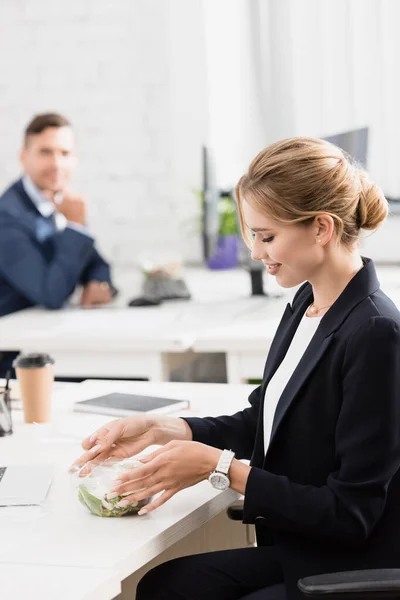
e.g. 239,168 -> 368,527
251,240 -> 265,261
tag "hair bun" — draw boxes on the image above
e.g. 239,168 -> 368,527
358,170 -> 388,231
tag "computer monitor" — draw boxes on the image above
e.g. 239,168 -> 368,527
202,146 -> 220,261
323,127 -> 369,168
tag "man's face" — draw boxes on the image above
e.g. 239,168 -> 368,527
20,126 -> 77,192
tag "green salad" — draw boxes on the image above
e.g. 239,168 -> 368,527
76,459 -> 151,518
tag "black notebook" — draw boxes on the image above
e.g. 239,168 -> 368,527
73,392 -> 189,417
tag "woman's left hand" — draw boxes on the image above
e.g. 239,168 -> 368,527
108,440 -> 221,514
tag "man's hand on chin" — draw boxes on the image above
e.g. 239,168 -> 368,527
42,189 -> 87,226
80,281 -> 113,307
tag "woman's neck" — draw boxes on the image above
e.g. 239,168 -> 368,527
309,250 -> 363,313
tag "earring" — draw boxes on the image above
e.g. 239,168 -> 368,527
317,239 -> 322,243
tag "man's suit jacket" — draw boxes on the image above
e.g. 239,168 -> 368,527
185,258 -> 400,599
0,179 -> 112,316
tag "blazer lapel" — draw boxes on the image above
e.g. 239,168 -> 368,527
251,294 -> 312,467
262,298 -> 310,385
261,258 -> 380,460
250,258 -> 381,466
265,328 -> 334,458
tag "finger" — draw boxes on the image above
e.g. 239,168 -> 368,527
81,427 -> 108,450
111,482 -> 165,506
81,421 -> 122,451
81,432 -> 100,450
138,489 -> 176,515
80,298 -> 92,307
111,472 -> 162,496
114,459 -> 163,486
110,465 -> 161,493
139,446 -> 169,463
69,449 -> 111,474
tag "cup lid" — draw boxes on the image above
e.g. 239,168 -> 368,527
12,353 -> 55,369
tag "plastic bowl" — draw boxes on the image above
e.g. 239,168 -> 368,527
74,458 -> 152,518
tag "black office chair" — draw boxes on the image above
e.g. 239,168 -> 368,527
226,504 -> 256,547
226,505 -> 244,522
226,509 -> 400,597
298,570 -> 400,599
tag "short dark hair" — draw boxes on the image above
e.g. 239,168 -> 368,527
24,113 -> 72,143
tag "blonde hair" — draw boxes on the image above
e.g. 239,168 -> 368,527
236,137 -> 388,247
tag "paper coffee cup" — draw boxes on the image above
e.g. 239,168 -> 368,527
13,353 -> 55,423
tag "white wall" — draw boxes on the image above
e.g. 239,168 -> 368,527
1,0 -> 398,268
361,214 -> 400,264
0,0 -> 208,266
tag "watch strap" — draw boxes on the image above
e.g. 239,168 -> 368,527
215,449 -> 235,475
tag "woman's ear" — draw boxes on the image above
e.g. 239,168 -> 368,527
314,214 -> 335,246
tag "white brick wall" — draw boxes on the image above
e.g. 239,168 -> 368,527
0,0 -> 208,267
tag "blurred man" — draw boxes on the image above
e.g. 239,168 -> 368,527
0,112 -> 115,317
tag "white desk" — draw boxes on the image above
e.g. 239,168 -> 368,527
0,304 -> 194,380
0,267 -> 287,381
0,564 -> 120,600
192,268 -> 400,383
193,301 -> 286,383
1,265 -> 399,384
1,379 -> 255,599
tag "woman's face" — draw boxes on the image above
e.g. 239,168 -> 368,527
242,199 -> 320,288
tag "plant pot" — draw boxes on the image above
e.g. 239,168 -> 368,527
207,235 -> 239,270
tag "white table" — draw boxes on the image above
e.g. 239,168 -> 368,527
0,304 -> 194,380
0,267 -> 281,381
0,564 -> 120,600
193,267 -> 400,383
1,265 -> 399,384
193,300 -> 286,383
1,379 -> 255,599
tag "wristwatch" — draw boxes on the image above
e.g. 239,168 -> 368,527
208,449 -> 235,490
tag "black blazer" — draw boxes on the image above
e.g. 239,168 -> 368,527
185,258 -> 400,599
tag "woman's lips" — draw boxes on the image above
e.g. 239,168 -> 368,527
265,263 -> 281,275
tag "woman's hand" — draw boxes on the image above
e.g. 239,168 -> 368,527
69,415 -> 157,474
107,440 -> 221,514
69,414 -> 193,474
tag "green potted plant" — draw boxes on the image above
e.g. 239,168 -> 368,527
207,191 -> 240,269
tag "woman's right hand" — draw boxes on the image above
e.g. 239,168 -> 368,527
69,415 -> 156,474
69,414 -> 193,475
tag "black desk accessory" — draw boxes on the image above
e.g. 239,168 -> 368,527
128,264 -> 191,307
142,277 -> 191,301
248,259 -> 284,298
128,296 -> 162,307
249,268 -> 265,296
0,371 -> 12,437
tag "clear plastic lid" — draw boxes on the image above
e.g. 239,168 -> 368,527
72,457 -> 152,518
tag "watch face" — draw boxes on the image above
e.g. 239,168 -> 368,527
209,472 -> 229,490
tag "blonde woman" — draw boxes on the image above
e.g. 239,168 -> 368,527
73,138 -> 400,600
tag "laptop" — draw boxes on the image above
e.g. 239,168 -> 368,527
0,465 -> 53,506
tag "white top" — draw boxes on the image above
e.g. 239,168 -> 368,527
263,311 -> 322,452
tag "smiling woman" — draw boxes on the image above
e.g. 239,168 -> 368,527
235,137 -> 387,295
72,137 -> 400,600
236,137 -> 387,244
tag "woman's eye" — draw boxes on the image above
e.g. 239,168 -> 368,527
250,232 -> 274,242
